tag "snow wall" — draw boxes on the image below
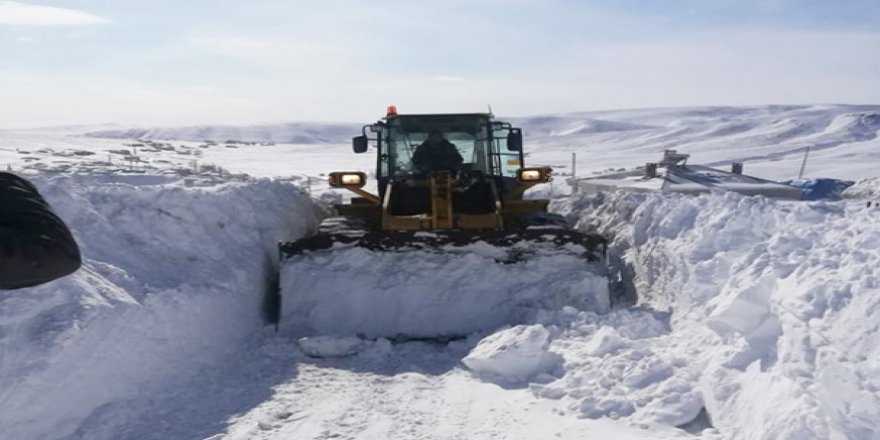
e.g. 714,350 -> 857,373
0,174 -> 321,440
552,190 -> 880,439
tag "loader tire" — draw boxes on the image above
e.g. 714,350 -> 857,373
518,212 -> 568,229
317,216 -> 371,235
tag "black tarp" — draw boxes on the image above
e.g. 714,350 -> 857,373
0,172 -> 81,289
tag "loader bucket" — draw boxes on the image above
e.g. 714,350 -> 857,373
275,228 -> 609,338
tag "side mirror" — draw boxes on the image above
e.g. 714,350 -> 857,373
507,129 -> 523,151
352,135 -> 369,153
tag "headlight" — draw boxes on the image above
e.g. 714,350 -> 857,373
329,171 -> 367,188
517,167 -> 551,183
341,174 -> 362,185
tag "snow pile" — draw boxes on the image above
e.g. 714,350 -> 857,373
462,325 -> 561,385
498,306 -> 707,428
0,173 -> 320,440
580,325 -> 628,356
279,246 -> 609,338
545,189 -> 880,438
843,177 -> 880,201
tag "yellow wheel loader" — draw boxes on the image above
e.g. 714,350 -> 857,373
272,108 -> 609,338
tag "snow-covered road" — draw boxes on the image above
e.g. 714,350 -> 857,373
74,331 -> 692,440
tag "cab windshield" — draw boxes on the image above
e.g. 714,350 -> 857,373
379,115 -> 521,178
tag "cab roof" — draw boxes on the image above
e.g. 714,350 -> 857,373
384,112 -> 493,120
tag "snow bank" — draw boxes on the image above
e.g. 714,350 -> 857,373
279,246 -> 609,338
843,177 -> 880,202
0,173 -> 320,439
548,189 -> 880,438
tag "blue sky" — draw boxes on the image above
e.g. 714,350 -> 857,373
0,0 -> 878,127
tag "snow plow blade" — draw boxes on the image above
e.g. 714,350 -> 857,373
279,228 -> 606,263
275,228 -> 609,338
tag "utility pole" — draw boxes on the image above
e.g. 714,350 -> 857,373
798,146 -> 811,179
571,152 -> 576,179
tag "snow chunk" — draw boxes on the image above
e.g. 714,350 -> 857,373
463,325 -> 561,385
582,326 -> 627,357
298,336 -> 364,358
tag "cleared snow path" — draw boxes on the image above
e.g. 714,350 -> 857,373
73,332 -> 693,440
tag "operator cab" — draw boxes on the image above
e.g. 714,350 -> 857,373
352,110 -> 524,199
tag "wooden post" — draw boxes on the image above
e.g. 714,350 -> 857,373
798,146 -> 811,179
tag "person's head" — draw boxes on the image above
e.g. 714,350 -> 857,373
427,130 -> 445,144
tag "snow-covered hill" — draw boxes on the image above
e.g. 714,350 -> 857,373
1,105 -> 879,439
11,104 -> 877,184
83,122 -> 361,144
513,104 -> 880,181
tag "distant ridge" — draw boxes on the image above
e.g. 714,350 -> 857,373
84,122 -> 361,144
80,105 -> 880,146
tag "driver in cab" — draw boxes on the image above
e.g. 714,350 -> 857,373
411,130 -> 463,173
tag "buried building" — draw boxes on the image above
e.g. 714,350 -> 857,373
572,150 -> 806,200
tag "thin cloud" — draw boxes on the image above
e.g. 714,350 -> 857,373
191,36 -> 284,54
0,1 -> 109,25
431,76 -> 467,83
190,34 -> 368,79
181,86 -> 219,94
191,35 -> 358,61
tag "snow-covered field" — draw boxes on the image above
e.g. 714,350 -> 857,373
1,105 -> 879,439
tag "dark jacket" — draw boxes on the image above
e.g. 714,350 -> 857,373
411,140 -> 464,172
0,173 -> 81,289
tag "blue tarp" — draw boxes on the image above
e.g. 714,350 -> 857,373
782,178 -> 855,201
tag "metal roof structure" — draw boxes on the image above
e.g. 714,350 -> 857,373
572,150 -> 803,200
